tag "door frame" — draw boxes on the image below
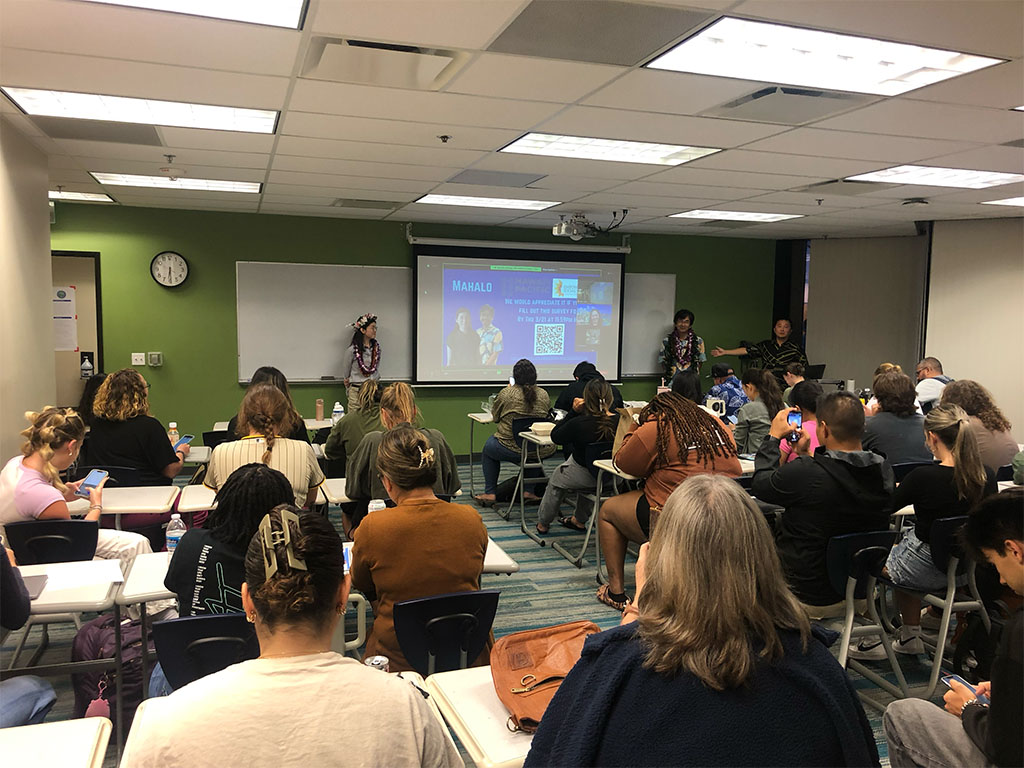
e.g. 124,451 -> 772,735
52,250 -> 103,372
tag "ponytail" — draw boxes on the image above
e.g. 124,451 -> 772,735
20,407 -> 86,491
380,382 -> 417,425
742,368 -> 784,418
925,404 -> 987,503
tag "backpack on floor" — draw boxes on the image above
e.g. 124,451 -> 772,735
71,612 -> 153,730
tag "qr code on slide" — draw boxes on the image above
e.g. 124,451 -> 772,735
534,324 -> 565,356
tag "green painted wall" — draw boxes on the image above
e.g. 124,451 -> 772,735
50,203 -> 775,453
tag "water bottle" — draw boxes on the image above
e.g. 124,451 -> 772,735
167,422 -> 179,443
80,356 -> 94,380
166,513 -> 187,553
332,401 -> 344,425
368,499 -> 387,515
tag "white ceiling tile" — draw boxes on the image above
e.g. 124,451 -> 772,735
391,209 -> 522,225
470,151 -> 665,181
80,157 -> 266,181
640,166 -> 828,190
121,200 -> 260,212
259,193 -> 337,206
259,204 -> 391,220
537,106 -> 788,148
157,128 -> 276,153
281,112 -> 520,150
812,100 -> 1024,144
915,146 -> 1024,175
685,149 -> 888,178
730,0 -> 1024,59
572,189 -> 761,208
425,182 -> 573,202
446,53 -> 624,103
525,174 -> 622,193
310,0 -> 525,50
908,60 -> 1024,110
743,191 -> 895,209
0,0 -> 301,75
0,49 -> 289,109
262,180 -> 428,199
270,155 -> 458,181
48,169 -> 98,185
582,70 -> 767,115
54,139 -> 270,169
266,170 -> 439,192
928,181 -> 1024,204
111,189 -> 261,203
287,80 -> 562,128
739,128 -> 979,164
274,135 -> 487,167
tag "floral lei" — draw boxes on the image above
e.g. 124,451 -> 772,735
353,339 -> 380,376
672,329 -> 698,369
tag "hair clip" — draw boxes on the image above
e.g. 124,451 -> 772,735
258,509 -> 307,580
418,446 -> 435,468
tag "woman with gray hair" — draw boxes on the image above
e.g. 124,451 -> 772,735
525,474 -> 878,767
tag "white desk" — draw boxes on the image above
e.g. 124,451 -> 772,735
118,551 -> 173,605
998,480 -> 1017,492
739,458 -> 755,474
623,400 -> 648,408
185,445 -> 210,464
305,418 -> 333,431
20,559 -> 123,615
426,665 -> 533,768
483,538 -> 518,575
0,717 -> 112,768
588,459 -> 640,583
312,443 -> 325,459
322,477 -> 351,505
467,412 -> 494,498
67,485 -> 181,525
514,431 -> 555,541
178,484 -> 217,513
395,671 -> 463,765
212,421 -> 229,432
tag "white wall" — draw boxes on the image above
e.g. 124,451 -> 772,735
927,218 -> 1024,440
806,235 -> 929,390
0,120 -> 55,459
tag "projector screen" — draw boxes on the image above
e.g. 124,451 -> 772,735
415,245 -> 624,384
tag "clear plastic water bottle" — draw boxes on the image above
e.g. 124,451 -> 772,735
166,513 -> 187,553
332,401 -> 344,424
167,422 -> 179,443
80,356 -> 94,380
368,499 -> 387,515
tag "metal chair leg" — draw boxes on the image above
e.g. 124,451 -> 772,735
553,468 -> 604,568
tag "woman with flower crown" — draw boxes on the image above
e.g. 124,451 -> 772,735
342,312 -> 381,412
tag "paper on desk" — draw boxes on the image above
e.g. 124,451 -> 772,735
43,559 -> 124,590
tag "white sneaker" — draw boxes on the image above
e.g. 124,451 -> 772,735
847,639 -> 888,661
893,633 -> 925,655
920,608 -> 951,632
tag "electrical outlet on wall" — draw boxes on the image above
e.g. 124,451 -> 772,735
131,353 -> 146,365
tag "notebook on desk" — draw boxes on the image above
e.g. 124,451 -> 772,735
22,574 -> 47,600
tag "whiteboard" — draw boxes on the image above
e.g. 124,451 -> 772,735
622,272 -> 676,377
236,262 -> 413,382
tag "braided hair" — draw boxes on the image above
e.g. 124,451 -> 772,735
20,407 -> 86,490
238,384 -> 295,464
208,463 -> 295,552
639,392 -> 737,468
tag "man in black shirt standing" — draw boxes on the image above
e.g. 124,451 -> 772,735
884,489 -> 1023,767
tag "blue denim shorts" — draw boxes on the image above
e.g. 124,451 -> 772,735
886,529 -> 950,593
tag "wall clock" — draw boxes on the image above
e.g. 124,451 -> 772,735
150,251 -> 189,287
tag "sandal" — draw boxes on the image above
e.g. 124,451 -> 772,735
474,493 -> 496,508
558,515 -> 587,532
596,583 -> 632,612
536,523 -> 549,535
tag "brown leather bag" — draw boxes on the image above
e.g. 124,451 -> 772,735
490,620 -> 601,733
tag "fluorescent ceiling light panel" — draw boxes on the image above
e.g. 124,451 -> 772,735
90,173 -> 261,193
75,0 -> 305,28
647,17 -> 1003,96
670,209 -> 803,222
414,194 -> 559,211
981,196 -> 1024,207
49,190 -> 114,202
845,165 -> 1024,189
501,133 -> 720,165
2,88 -> 277,133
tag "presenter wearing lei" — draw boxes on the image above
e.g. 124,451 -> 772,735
343,312 -> 381,412
659,309 -> 706,387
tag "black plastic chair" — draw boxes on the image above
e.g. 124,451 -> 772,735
995,464 -> 1013,482
152,613 -> 259,689
202,430 -> 231,451
826,530 -> 907,710
311,427 -> 331,444
4,519 -> 99,564
548,442 -> 613,567
393,590 -> 500,676
892,462 -> 934,483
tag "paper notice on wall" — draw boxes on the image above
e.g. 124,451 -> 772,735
53,285 -> 78,351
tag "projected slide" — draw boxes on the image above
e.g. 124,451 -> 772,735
416,248 -> 623,384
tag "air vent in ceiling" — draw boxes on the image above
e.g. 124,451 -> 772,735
331,198 -> 403,210
702,87 -> 870,125
794,179 -> 899,196
32,116 -> 163,145
447,170 -> 546,187
489,0 -> 710,66
699,220 -> 756,229
303,37 -> 467,90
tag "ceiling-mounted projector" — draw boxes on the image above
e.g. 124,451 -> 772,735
552,213 -> 596,241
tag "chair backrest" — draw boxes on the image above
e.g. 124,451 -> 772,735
152,613 -> 259,690
511,416 -> 544,450
4,519 -> 99,564
995,464 -> 1013,482
72,464 -> 145,487
311,427 -> 331,444
826,530 -> 898,599
929,516 -> 968,574
393,590 -> 500,676
891,462 -> 934,483
324,457 -> 346,479
583,441 -> 613,479
202,430 -> 231,451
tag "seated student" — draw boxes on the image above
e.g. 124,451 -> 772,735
851,404 -> 997,660
915,356 -> 953,413
536,379 -> 617,534
782,362 -> 805,406
323,379 -> 383,467
351,426 -> 488,673
778,380 -> 823,465
596,392 -> 741,611
526,476 -> 879,768
347,383 -> 459,523
733,368 -> 784,453
475,359 -> 554,506
1,548 -> 57,728
553,361 -> 624,417
0,407 -> 152,571
77,372 -> 107,429
862,370 -> 932,466
672,370 -> 723,420
883,489 -> 1022,768
702,362 -> 748,421
941,380 -> 1018,472
226,366 -> 310,443
121,507 -> 461,768
205,385 -> 324,509
751,391 -> 894,618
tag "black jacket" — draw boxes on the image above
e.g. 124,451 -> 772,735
752,436 -> 894,606
554,372 -> 624,417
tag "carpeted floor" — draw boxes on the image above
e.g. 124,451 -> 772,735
2,458 -> 954,766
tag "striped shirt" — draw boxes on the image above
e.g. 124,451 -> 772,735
745,338 -> 808,376
205,436 -> 324,507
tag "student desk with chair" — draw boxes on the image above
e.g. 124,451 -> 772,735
67,485 -> 181,529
